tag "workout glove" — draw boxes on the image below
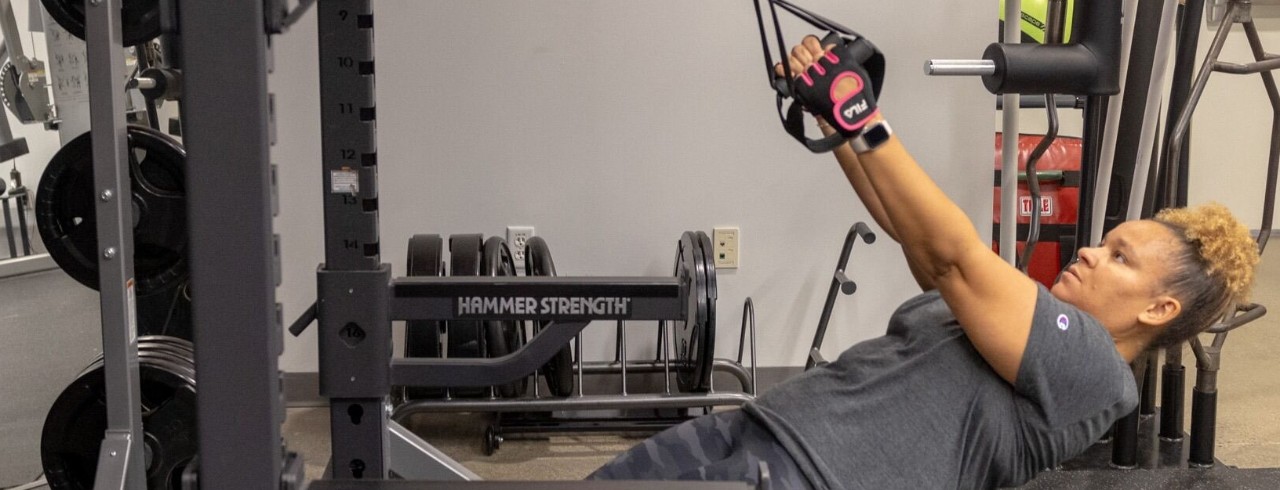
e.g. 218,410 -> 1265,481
792,39 -> 881,136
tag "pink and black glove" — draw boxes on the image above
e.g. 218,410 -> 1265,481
775,33 -> 885,153
792,40 -> 880,135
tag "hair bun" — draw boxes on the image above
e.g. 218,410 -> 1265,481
1155,202 -> 1260,303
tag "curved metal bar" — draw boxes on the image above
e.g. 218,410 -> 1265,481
1162,0 -> 1239,215
1243,20 -> 1280,254
1206,302 -> 1267,334
1213,56 -> 1280,74
1017,94 -> 1059,273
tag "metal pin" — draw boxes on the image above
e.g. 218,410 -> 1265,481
134,77 -> 158,90
923,59 -> 997,76
99,189 -> 114,201
102,247 -> 117,259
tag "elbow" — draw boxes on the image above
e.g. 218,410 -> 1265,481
912,237 -> 986,283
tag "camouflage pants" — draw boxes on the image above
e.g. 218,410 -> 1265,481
587,409 -> 811,489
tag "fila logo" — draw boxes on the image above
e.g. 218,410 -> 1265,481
843,100 -> 869,119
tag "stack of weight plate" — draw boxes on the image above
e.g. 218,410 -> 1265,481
41,336 -> 197,490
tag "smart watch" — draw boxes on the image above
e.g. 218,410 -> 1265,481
850,120 -> 893,154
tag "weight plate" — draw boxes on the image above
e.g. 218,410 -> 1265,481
695,231 -> 718,392
525,236 -> 575,397
482,236 -> 528,398
42,341 -> 196,490
404,234 -> 445,359
36,125 -> 188,297
673,231 -> 709,392
447,234 -> 487,397
402,234 -> 446,401
448,234 -> 484,360
137,335 -> 194,355
41,0 -> 163,47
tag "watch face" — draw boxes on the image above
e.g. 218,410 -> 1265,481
864,124 -> 891,148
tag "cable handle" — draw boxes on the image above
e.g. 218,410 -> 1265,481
753,0 -> 885,153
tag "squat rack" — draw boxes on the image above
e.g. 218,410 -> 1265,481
69,0 -> 760,488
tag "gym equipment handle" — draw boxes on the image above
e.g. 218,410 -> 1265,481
1207,302 -> 1266,334
924,59 -> 997,77
288,301 -> 318,336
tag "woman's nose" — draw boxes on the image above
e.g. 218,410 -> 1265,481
1077,247 -> 1099,266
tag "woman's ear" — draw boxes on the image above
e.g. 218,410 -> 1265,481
1140,295 -> 1182,327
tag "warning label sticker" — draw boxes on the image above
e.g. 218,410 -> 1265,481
330,169 -> 359,194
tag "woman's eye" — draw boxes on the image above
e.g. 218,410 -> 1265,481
1114,252 -> 1125,263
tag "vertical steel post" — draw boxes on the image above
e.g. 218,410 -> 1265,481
179,0 -> 285,486
316,0 -> 389,479
86,0 -> 145,487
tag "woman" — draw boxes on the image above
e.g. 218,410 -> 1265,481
589,36 -> 1260,489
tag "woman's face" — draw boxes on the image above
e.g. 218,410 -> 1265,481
1051,220 -> 1181,334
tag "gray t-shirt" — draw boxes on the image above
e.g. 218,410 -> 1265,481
745,285 -> 1138,490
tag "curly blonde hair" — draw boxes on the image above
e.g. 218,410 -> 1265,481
1150,202 -> 1260,347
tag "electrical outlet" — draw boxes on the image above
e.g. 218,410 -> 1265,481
506,226 -> 535,268
713,227 -> 739,269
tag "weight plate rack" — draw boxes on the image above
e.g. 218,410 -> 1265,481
383,232 -> 757,455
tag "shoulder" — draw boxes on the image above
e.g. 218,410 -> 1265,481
1015,285 -> 1135,424
1026,284 -> 1112,347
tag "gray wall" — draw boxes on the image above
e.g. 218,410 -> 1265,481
270,0 -> 995,372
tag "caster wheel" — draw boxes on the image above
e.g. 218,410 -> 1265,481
483,425 -> 503,456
